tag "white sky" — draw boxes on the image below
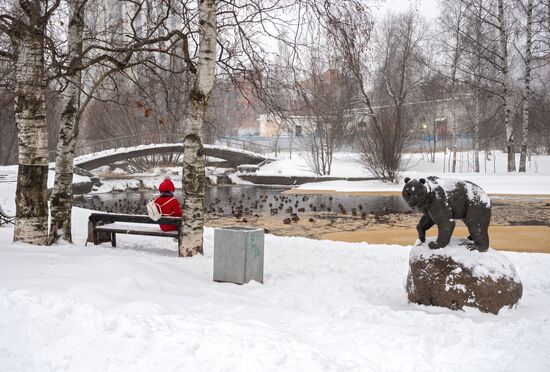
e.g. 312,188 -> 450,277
380,0 -> 440,19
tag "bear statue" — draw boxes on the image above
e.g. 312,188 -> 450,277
402,176 -> 491,252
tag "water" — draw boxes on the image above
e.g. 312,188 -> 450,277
74,185 -> 410,217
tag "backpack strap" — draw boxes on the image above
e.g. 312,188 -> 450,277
159,197 -> 176,208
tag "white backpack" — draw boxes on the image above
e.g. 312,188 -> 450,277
146,197 -> 175,221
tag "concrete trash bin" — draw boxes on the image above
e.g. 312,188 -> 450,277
213,226 -> 264,284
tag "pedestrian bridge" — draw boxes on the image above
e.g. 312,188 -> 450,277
74,143 -> 273,171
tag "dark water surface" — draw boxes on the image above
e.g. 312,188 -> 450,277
74,185 -> 410,216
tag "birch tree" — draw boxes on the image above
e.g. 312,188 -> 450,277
452,0 -> 517,172
472,0 -> 484,173
178,0 -> 216,257
498,0 -> 516,171
519,0 -> 533,172
11,0 -> 58,244
49,0 -> 85,243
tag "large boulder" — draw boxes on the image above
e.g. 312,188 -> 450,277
407,240 -> 522,314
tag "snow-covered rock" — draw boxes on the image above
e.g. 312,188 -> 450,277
407,239 -> 523,314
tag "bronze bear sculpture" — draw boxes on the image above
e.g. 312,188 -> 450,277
402,176 -> 491,252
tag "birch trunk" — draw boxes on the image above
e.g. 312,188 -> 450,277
49,0 -> 85,243
472,0 -> 482,173
451,84 -> 457,173
178,0 -> 217,257
12,0 -> 49,244
450,17 -> 461,173
519,0 -> 533,172
473,88 -> 480,173
498,0 -> 515,172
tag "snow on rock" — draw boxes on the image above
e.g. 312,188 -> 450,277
410,239 -> 520,282
408,239 -> 523,314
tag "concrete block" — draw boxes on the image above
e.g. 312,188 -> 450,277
214,226 -> 264,284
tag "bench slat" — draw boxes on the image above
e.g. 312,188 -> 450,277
96,222 -> 177,235
89,213 -> 181,226
88,213 -> 180,247
96,226 -> 177,237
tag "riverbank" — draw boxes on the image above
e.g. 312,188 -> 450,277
205,195 -> 550,253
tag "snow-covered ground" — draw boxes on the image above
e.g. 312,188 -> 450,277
260,151 -> 550,195
1,167 -> 550,371
1,208 -> 550,371
0,165 -> 91,191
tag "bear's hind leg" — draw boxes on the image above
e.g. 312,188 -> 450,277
466,222 -> 489,252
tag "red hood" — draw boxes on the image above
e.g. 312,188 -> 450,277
159,179 -> 175,193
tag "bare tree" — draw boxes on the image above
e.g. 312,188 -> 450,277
298,67 -> 355,175
289,25 -> 357,176
498,0 -> 516,171
178,0 -> 216,257
519,0 -> 534,171
49,0 -> 85,243
360,11 -> 427,181
8,0 -> 61,244
438,0 -> 468,172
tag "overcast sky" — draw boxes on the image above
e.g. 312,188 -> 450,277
381,0 -> 440,19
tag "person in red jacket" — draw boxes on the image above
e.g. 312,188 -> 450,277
154,178 -> 182,231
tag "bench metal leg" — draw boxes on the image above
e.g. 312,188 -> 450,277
111,233 -> 117,247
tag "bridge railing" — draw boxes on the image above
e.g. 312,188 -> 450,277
213,137 -> 273,155
74,133 -> 187,158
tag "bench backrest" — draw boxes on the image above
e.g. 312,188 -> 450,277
89,213 -> 181,226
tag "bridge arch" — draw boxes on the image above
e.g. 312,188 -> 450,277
74,143 -> 273,171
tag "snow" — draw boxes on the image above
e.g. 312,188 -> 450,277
425,177 -> 491,207
411,239 -> 520,282
0,166 -> 90,215
288,151 -> 550,195
2,151 -> 550,370
257,152 -> 373,178
1,209 -> 550,371
1,169 -> 550,371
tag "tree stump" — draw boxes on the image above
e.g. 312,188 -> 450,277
407,240 -> 522,314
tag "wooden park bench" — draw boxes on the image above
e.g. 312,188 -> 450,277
88,212 -> 181,247
0,205 -> 15,226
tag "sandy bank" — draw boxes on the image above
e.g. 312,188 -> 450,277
319,225 -> 550,253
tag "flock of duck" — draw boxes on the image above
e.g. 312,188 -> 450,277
76,191 -> 398,225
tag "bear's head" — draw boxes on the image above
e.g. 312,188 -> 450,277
402,177 -> 431,208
